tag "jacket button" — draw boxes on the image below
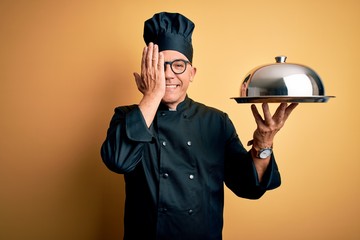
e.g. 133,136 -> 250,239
189,174 -> 194,180
163,173 -> 169,178
188,209 -> 193,215
162,141 -> 166,146
160,208 -> 167,213
187,141 -> 192,146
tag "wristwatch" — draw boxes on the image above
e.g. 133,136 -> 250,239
252,147 -> 273,159
247,140 -> 273,159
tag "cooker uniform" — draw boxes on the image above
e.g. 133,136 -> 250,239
101,96 -> 281,240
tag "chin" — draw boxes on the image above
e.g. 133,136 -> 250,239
162,98 -> 178,106
162,95 -> 183,108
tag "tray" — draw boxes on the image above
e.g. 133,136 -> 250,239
232,96 -> 335,103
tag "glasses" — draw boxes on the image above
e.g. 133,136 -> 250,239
164,59 -> 191,74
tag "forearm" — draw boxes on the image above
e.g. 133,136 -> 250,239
250,148 -> 271,182
250,128 -> 274,182
139,93 -> 162,128
134,43 -> 165,128
224,136 -> 280,199
249,102 -> 298,181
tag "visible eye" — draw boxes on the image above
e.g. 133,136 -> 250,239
168,60 -> 189,74
173,61 -> 185,68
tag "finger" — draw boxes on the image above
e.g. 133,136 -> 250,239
158,51 -> 164,72
273,103 -> 287,120
146,42 -> 154,68
251,104 -> 264,125
262,103 -> 272,123
141,46 -> 147,71
133,72 -> 144,93
152,44 -> 159,67
134,72 -> 144,87
133,72 -> 141,82
284,103 -> 299,119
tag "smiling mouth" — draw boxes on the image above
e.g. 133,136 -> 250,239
166,84 -> 180,89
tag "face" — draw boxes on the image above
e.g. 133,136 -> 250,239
161,50 -> 196,110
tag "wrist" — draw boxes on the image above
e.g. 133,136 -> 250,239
140,93 -> 162,107
248,139 -> 273,159
251,129 -> 275,149
247,139 -> 273,150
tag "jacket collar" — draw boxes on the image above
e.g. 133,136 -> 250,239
158,95 -> 192,112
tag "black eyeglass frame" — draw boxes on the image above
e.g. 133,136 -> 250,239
164,59 -> 192,75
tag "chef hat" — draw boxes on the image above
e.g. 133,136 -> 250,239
143,12 -> 195,62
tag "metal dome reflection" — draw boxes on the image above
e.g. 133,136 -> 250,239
233,56 -> 334,103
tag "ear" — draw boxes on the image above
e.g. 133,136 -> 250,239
190,67 -> 197,82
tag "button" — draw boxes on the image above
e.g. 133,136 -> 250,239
160,112 -> 166,116
188,209 -> 193,215
162,141 -> 166,146
187,141 -> 192,146
189,174 -> 194,180
163,173 -> 169,178
159,208 -> 168,213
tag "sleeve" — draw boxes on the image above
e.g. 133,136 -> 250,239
223,116 -> 281,199
100,105 -> 154,174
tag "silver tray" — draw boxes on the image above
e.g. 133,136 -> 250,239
232,96 -> 335,103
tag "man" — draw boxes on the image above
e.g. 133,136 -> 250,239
101,12 -> 297,240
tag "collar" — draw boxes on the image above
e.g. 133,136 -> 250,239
158,95 -> 192,112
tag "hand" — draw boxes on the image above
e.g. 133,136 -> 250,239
133,42 -> 165,99
251,103 -> 298,149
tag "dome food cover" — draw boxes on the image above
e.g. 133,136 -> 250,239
232,56 -> 335,103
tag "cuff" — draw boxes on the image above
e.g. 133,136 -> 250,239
125,107 -> 154,142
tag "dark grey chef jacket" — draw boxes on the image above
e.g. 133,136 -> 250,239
101,96 -> 281,240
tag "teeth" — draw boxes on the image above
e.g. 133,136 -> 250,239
166,85 -> 177,88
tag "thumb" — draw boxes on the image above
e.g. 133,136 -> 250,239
133,72 -> 142,86
133,72 -> 141,81
133,72 -> 145,93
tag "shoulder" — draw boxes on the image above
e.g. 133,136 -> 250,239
190,98 -> 227,116
114,104 -> 138,115
188,99 -> 237,140
107,105 -> 139,124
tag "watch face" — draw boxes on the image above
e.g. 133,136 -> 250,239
259,149 -> 272,159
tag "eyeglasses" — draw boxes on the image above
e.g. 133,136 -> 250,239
164,59 -> 191,74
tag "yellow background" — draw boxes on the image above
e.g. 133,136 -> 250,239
1,0 -> 359,239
